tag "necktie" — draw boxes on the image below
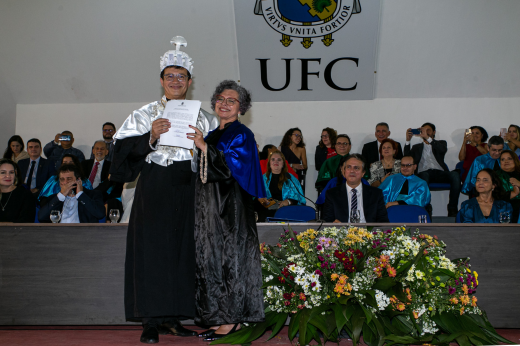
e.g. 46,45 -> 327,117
26,161 -> 36,189
351,188 -> 358,212
89,162 -> 100,185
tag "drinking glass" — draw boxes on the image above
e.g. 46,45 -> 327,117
109,209 -> 120,224
50,210 -> 61,223
499,211 -> 511,223
418,215 -> 428,223
350,209 -> 360,223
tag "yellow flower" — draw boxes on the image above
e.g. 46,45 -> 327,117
466,268 -> 471,273
473,271 -> 478,279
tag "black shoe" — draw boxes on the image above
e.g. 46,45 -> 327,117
203,324 -> 240,342
198,329 -> 216,338
157,324 -> 170,335
161,320 -> 198,337
140,324 -> 159,344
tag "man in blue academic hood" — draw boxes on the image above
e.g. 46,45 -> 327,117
462,136 -> 504,194
379,156 -> 431,208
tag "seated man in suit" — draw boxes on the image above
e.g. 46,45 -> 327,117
462,135 -> 504,194
39,164 -> 105,223
323,153 -> 389,223
18,138 -> 55,197
44,130 -> 86,170
405,122 -> 460,217
362,122 -> 404,168
379,156 -> 431,208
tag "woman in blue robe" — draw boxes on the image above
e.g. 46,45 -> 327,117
188,80 -> 266,341
256,150 -> 306,221
38,154 -> 92,205
459,168 -> 512,223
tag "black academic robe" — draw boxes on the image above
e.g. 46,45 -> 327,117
110,132 -> 195,321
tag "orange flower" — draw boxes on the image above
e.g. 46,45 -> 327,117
334,284 -> 344,293
449,297 -> 459,304
379,254 -> 390,265
331,273 -> 339,281
460,307 -> 465,315
396,303 -> 406,311
462,284 -> 469,294
299,293 -> 306,301
387,266 -> 396,277
471,296 -> 478,307
346,283 -> 353,292
413,311 -> 419,319
460,295 -> 470,306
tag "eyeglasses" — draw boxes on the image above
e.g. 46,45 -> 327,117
336,142 -> 350,146
345,165 -> 362,171
103,129 -> 115,132
401,164 -> 415,167
292,133 -> 302,138
164,73 -> 188,82
216,95 -> 239,106
321,135 -> 329,139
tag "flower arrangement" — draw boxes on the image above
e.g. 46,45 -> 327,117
212,226 -> 511,346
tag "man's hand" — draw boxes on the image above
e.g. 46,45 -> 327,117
258,197 -> 269,206
385,201 -> 399,209
60,180 -> 76,197
406,128 -> 413,142
76,179 -> 83,193
30,188 -> 39,194
419,127 -> 430,141
279,200 -> 291,208
54,133 -> 61,144
151,119 -> 171,143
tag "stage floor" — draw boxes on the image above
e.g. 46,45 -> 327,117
0,326 -> 518,346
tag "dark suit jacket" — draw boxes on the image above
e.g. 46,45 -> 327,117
361,140 -> 404,168
81,159 -> 122,201
404,139 -> 449,173
38,189 -> 105,223
18,157 -> 56,191
323,183 -> 389,223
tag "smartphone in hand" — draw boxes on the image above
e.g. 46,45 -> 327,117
465,129 -> 472,136
59,135 -> 71,141
411,128 -> 421,135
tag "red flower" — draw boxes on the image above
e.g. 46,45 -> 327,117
283,293 -> 292,300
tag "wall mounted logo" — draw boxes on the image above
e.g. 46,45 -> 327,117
254,0 -> 361,48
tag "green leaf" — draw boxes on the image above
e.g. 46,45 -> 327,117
268,245 -> 287,259
344,304 -> 356,320
384,334 -> 421,346
364,292 -> 378,310
298,308 -> 311,346
455,334 -> 472,346
306,323 -> 321,345
308,314 -> 331,338
362,322 -> 376,346
325,311 -> 339,338
372,277 -> 397,292
266,313 -> 289,341
351,306 -> 365,346
359,303 -> 373,325
331,304 -> 347,333
434,267 -> 457,278
287,311 -> 301,340
210,325 -> 254,345
338,294 -> 353,305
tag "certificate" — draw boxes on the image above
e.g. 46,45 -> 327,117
160,100 -> 201,149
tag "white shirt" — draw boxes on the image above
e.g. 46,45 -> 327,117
57,191 -> 84,223
417,138 -> 444,173
24,156 -> 41,189
346,182 -> 366,223
90,159 -> 105,189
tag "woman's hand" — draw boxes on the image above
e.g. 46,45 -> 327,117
509,177 -> 520,187
464,133 -> 473,144
258,197 -> 269,206
187,125 -> 207,152
380,172 -> 391,183
291,163 -> 304,170
151,119 -> 171,143
279,200 -> 291,208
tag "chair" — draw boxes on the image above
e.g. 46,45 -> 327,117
266,205 -> 316,223
428,162 -> 464,191
386,205 -> 431,223
456,210 -> 461,223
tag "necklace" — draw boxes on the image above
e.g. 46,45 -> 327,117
1,190 -> 13,211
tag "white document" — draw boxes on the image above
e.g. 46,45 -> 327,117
160,100 -> 201,149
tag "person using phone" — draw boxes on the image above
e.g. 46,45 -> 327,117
405,122 -> 461,217
458,126 -> 489,181
43,131 -> 86,170
38,164 -> 104,223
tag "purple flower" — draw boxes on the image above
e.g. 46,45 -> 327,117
293,231 -> 297,235
321,262 -> 328,269
372,231 -> 378,235
385,238 -> 390,242
381,245 -> 387,248
290,238 -> 294,241
285,230 -> 289,233
330,263 -> 336,269
318,255 -> 325,262
315,270 -> 323,276
385,230 -> 392,234
316,245 -> 323,251
311,282 -> 316,287
448,286 -> 456,295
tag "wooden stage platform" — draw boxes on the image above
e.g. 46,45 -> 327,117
0,223 -> 519,328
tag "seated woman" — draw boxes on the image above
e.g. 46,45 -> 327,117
314,127 -> 337,172
279,128 -> 307,192
38,154 -> 92,205
315,133 -> 351,190
459,126 -> 489,181
259,144 -> 297,178
3,135 -> 30,163
459,168 -> 512,223
504,124 -> 520,157
256,150 -> 306,222
367,138 -> 401,187
495,150 -> 520,222
0,159 -> 36,223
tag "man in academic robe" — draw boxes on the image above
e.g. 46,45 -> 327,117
379,156 -> 431,208
462,135 -> 504,194
361,122 -> 403,168
110,36 -> 219,344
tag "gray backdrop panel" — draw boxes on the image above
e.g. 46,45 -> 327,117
0,223 -> 518,327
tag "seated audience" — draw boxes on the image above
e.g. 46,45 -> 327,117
39,154 -> 93,205
459,168 -> 512,223
0,159 -> 36,223
458,126 -> 489,181
82,140 -> 122,200
44,131 -> 86,170
259,144 -> 297,178
367,138 -> 401,187
405,122 -> 460,217
18,139 -> 55,196
315,127 -> 337,171
462,135 -> 504,194
3,135 -> 29,163
504,124 -> 520,157
323,154 -> 389,223
362,122 -> 403,168
379,156 -> 431,208
495,150 -> 520,222
256,150 -> 306,222
39,164 -> 105,223
91,122 -> 116,162
316,134 -> 352,189
280,128 -> 307,192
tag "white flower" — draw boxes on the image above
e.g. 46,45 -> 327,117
415,270 -> 425,280
375,289 -> 390,310
406,264 -> 416,281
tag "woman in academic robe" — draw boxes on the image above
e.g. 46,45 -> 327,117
459,168 -> 512,223
495,150 -> 520,222
188,80 -> 266,341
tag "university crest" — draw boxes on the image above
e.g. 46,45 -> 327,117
254,0 -> 361,48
